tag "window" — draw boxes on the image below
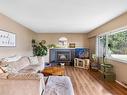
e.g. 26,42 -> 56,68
97,28 -> 127,63
108,30 -> 127,61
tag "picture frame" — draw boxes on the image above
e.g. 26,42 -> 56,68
69,43 -> 75,48
0,29 -> 16,47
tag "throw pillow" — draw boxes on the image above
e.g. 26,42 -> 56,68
0,67 -> 5,73
0,65 -> 18,73
29,56 -> 39,65
1,57 -> 30,73
0,66 -> 7,73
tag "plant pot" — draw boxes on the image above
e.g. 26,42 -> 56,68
37,56 -> 45,64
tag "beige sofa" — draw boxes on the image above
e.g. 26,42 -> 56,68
0,73 -> 45,95
0,56 -> 45,95
0,56 -> 74,95
0,56 -> 45,73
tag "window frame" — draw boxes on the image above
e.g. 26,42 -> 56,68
97,26 -> 127,64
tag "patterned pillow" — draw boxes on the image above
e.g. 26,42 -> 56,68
0,66 -> 6,72
0,65 -> 18,73
0,61 -> 18,73
0,57 -> 30,73
29,56 -> 39,65
0,67 -> 5,73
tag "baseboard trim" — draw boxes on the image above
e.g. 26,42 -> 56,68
98,70 -> 127,89
115,80 -> 127,89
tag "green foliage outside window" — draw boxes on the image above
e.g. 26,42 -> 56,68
108,31 -> 127,54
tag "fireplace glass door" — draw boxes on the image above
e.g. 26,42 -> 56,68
57,51 -> 71,63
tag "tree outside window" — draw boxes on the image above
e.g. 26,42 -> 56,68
108,31 -> 127,61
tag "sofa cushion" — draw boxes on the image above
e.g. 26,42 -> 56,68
1,57 -> 30,73
0,67 -> 5,73
18,64 -> 40,73
18,63 -> 45,73
10,57 -> 30,72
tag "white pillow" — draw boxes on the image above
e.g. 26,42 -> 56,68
29,56 -> 39,65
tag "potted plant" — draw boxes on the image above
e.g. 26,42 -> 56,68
32,39 -> 48,63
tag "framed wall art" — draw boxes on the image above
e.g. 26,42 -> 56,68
0,29 -> 16,47
69,43 -> 75,48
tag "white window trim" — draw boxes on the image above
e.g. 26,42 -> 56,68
108,57 -> 127,64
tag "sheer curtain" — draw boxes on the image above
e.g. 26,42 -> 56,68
96,34 -> 108,64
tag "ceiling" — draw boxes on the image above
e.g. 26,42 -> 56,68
0,0 -> 127,33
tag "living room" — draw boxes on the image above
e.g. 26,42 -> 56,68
0,0 -> 127,95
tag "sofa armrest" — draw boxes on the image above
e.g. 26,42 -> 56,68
0,73 -> 45,95
7,73 -> 43,80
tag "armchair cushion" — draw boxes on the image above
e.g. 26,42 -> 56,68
19,64 -> 44,73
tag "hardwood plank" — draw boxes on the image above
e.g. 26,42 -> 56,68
65,66 -> 127,95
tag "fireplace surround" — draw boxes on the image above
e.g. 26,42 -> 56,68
49,48 -> 90,66
49,48 -> 75,66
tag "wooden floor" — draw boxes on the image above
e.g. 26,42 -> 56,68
65,66 -> 127,95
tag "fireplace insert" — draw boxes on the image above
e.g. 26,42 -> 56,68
57,51 -> 71,62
